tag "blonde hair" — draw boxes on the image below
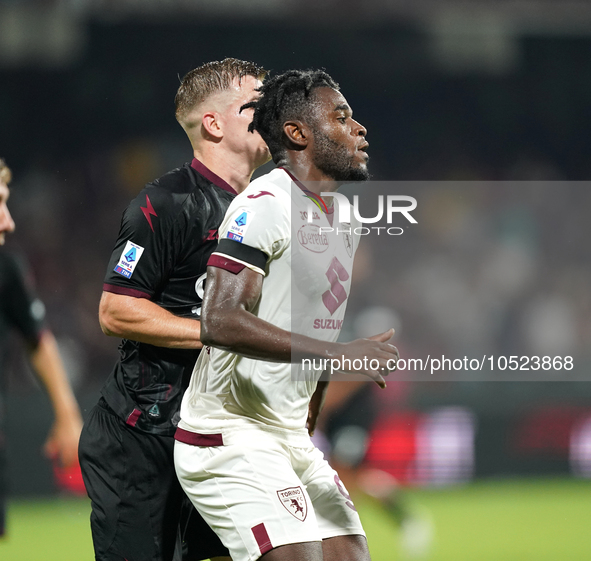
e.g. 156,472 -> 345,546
175,58 -> 266,125
0,158 -> 12,185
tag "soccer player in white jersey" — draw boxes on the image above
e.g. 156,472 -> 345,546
174,69 -> 399,561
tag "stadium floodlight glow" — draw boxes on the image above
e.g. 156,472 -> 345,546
308,193 -> 418,225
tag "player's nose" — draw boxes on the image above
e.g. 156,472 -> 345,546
0,204 -> 16,234
352,118 -> 367,137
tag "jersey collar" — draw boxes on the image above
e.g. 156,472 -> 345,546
279,167 -> 334,215
191,158 -> 237,195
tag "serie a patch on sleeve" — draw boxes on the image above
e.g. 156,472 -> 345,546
114,240 -> 145,279
226,208 -> 254,243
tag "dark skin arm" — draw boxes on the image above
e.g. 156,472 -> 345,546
201,266 -> 399,388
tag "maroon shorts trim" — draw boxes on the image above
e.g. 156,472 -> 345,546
174,427 -> 224,447
103,284 -> 151,299
252,523 -> 273,556
207,254 -> 246,275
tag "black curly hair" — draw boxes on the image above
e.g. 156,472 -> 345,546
242,69 -> 340,165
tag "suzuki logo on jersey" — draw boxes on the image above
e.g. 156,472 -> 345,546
313,319 -> 344,330
247,191 -> 274,199
322,256 -> 350,315
277,487 -> 308,522
114,241 -> 145,279
226,208 -> 254,244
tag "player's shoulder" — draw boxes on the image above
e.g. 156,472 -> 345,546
126,163 -> 198,220
0,248 -> 31,294
0,248 -> 25,276
236,167 -> 292,208
150,162 -> 194,193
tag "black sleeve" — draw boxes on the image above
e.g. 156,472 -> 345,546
216,239 -> 268,270
103,186 -> 177,299
0,252 -> 45,347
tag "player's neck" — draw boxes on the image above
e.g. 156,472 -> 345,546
194,147 -> 254,194
282,160 -> 340,196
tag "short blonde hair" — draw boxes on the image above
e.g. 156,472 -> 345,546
0,158 -> 12,185
175,58 -> 266,124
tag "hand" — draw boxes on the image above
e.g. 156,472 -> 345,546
333,328 -> 399,389
43,415 -> 83,468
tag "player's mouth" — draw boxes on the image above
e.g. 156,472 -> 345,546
357,141 -> 369,160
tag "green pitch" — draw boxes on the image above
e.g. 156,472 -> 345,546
1,478 -> 590,560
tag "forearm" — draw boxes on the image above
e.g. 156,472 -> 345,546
99,291 -> 202,349
202,307 -> 341,363
201,267 -> 395,387
30,331 -> 82,425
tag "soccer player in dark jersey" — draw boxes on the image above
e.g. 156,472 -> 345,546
77,59 -> 270,561
0,158 -> 83,538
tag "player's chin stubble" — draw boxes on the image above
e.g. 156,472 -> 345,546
312,130 -> 370,183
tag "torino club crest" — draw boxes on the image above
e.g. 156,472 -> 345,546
277,487 -> 308,521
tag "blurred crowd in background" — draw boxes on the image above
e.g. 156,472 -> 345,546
2,1 -> 591,493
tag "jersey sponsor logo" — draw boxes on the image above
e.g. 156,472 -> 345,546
148,403 -> 160,417
114,240 -> 145,279
204,229 -> 218,241
300,210 -> 320,221
277,487 -> 307,521
140,194 -> 158,232
322,256 -> 350,315
227,232 -> 243,242
247,191 -> 275,199
296,224 -> 329,253
313,319 -> 344,330
226,208 -> 253,244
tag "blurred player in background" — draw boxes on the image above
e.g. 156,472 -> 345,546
78,58 -> 270,561
174,69 -> 398,561
313,377 -> 434,559
0,158 -> 83,538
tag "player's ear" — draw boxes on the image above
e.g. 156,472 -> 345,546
283,120 -> 308,149
202,112 -> 224,140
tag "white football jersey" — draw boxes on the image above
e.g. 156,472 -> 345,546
178,168 -> 361,432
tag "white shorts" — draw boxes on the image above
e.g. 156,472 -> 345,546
174,425 -> 365,561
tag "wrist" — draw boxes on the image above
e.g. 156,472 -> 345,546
323,342 -> 344,360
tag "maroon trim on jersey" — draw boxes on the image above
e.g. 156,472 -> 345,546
207,254 -> 247,275
103,284 -> 151,299
252,523 -> 273,556
191,158 -> 237,195
279,167 -> 334,215
126,408 -> 142,427
174,427 -> 224,447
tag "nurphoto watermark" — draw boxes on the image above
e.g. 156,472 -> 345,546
307,191 -> 418,236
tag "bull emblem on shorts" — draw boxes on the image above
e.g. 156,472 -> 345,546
277,486 -> 308,522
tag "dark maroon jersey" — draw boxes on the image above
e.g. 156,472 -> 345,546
0,249 -> 46,430
101,159 -> 236,435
